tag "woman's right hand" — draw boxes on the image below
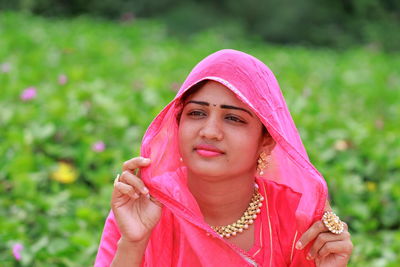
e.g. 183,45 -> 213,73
111,157 -> 162,243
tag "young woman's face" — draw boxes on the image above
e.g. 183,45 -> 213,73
178,80 -> 269,180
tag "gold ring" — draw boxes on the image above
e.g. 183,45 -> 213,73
322,211 -> 344,234
113,173 -> 120,187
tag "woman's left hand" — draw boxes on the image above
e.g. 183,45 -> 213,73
295,215 -> 353,267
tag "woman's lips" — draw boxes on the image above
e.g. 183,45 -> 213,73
194,144 -> 224,158
196,149 -> 222,157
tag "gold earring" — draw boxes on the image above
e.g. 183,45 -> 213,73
257,152 -> 268,175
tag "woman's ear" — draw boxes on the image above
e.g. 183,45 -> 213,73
260,134 -> 276,154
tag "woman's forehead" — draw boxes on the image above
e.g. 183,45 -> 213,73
183,80 -> 259,120
186,80 -> 245,107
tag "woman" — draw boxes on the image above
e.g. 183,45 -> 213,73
95,49 -> 353,266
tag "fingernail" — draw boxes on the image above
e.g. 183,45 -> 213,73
295,241 -> 302,250
142,187 -> 149,194
306,253 -> 313,261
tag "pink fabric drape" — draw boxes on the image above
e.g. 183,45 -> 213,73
95,49 -> 328,266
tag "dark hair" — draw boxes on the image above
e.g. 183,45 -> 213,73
175,79 -> 270,137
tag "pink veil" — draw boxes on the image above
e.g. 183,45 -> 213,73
140,49 -> 327,230
95,49 -> 327,266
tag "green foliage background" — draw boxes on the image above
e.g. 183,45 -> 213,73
1,0 -> 400,51
1,12 -> 399,266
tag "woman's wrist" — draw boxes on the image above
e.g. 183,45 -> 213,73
118,236 -> 150,249
111,236 -> 150,267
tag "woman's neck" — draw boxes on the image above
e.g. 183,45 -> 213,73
187,172 -> 255,226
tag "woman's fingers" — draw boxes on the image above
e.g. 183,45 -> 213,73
296,220 -> 327,250
307,231 -> 351,260
120,171 -> 149,195
317,239 -> 353,259
122,157 -> 151,172
112,157 -> 160,208
113,181 -> 139,199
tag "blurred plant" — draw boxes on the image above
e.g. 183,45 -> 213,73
1,62 -> 11,73
1,0 -> 399,51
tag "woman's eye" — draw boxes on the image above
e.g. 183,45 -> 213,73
226,115 -> 245,123
188,110 -> 206,117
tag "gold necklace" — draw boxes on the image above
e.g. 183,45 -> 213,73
210,188 -> 264,238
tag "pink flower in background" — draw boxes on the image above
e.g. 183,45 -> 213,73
58,74 -> 68,85
20,87 -> 37,101
92,141 -> 105,152
1,62 -> 11,73
12,243 -> 23,261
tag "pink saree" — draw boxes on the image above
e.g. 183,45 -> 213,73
95,49 -> 328,266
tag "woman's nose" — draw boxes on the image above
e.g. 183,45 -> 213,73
199,117 -> 223,141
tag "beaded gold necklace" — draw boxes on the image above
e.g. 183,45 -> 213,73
210,187 -> 264,238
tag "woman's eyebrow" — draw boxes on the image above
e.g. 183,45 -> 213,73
187,100 -> 209,106
186,100 -> 253,117
220,105 -> 253,117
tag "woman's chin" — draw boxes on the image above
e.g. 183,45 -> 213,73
186,163 -> 228,179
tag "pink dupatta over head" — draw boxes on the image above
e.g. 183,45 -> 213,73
95,49 -> 328,266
